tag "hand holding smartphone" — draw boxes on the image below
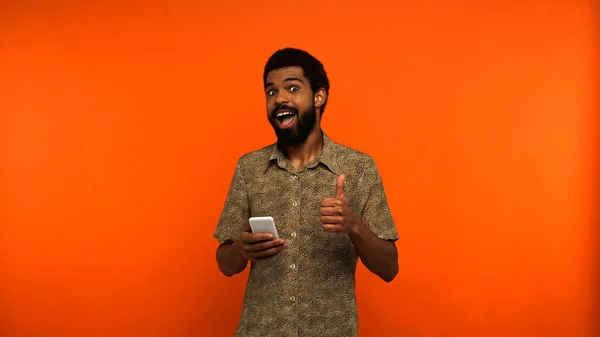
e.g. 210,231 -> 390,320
238,216 -> 285,261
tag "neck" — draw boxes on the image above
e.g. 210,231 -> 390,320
281,127 -> 323,172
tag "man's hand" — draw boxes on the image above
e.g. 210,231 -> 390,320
320,174 -> 360,234
235,223 -> 287,261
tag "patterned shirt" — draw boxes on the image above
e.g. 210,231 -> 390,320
214,132 -> 398,337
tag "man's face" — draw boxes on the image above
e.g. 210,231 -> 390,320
265,66 -> 317,147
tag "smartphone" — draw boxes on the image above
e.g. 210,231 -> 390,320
249,216 -> 279,239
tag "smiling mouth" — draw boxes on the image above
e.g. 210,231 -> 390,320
276,111 -> 297,126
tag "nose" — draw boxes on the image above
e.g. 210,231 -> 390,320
274,90 -> 290,106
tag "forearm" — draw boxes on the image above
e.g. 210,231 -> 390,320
216,240 -> 248,277
349,221 -> 398,282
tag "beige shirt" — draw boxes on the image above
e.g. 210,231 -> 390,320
214,132 -> 398,337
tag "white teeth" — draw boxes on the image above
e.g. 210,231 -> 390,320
277,111 -> 294,118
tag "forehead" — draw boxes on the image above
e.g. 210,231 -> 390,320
265,66 -> 308,85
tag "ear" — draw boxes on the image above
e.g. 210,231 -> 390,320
313,88 -> 327,109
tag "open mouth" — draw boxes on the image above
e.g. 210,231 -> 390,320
276,111 -> 297,128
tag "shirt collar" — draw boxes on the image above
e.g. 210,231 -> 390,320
265,131 -> 341,175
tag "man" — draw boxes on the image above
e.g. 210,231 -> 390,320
214,47 -> 399,337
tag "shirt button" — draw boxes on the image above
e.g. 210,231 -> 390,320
290,264 -> 296,270
291,232 -> 297,238
290,296 -> 296,302
292,201 -> 298,207
292,175 -> 298,180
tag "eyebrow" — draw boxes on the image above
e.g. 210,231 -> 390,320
265,77 -> 305,88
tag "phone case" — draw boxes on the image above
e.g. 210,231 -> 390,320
249,216 -> 279,239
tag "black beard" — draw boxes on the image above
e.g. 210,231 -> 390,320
268,103 -> 317,147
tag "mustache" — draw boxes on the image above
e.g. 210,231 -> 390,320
271,104 -> 299,117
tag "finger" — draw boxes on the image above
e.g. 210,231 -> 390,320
249,242 -> 287,259
244,240 -> 282,253
244,239 -> 285,253
321,197 -> 342,207
320,215 -> 343,224
320,206 -> 343,216
241,232 -> 274,243
323,224 -> 344,233
335,174 -> 345,198
243,223 -> 252,232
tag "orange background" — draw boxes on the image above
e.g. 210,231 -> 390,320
1,1 -> 597,336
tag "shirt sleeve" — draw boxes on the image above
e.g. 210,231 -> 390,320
213,159 -> 250,245
360,157 -> 399,241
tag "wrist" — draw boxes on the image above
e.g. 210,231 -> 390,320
233,239 -> 247,261
348,219 -> 365,237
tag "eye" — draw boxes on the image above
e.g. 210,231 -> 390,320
289,86 -> 299,92
267,89 -> 277,96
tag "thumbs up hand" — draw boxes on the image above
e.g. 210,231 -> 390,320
320,174 -> 360,234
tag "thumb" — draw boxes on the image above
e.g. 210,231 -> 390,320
335,174 -> 345,198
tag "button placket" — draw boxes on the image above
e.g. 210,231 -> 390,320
287,170 -> 301,321
283,172 -> 299,322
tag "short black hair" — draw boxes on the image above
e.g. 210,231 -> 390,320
263,48 -> 330,115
